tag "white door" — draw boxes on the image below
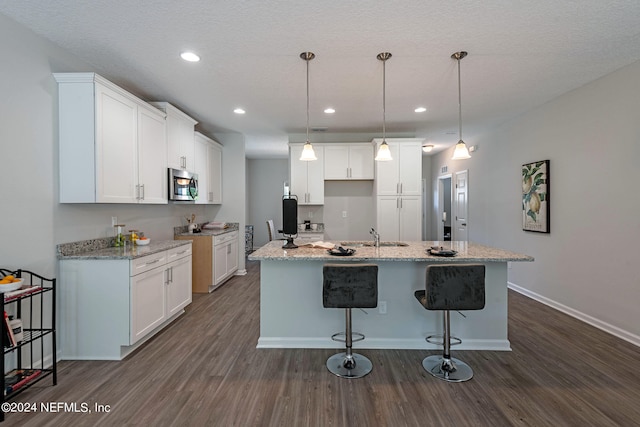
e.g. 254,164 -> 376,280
166,255 -> 192,317
194,135 -> 209,204
376,196 -> 400,241
437,175 -> 452,241
348,144 -> 374,179
137,106 -> 167,204
95,83 -> 138,203
454,170 -> 469,241
305,146 -> 324,204
399,196 -> 422,241
374,142 -> 400,195
324,145 -> 350,179
208,143 -> 223,204
397,142 -> 422,195
214,243 -> 228,285
130,266 -> 167,344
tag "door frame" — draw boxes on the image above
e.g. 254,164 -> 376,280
437,173 -> 452,241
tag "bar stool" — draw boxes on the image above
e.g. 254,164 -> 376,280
323,263 -> 378,379
414,264 -> 485,382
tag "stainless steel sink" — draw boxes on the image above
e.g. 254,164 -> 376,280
340,241 -> 409,247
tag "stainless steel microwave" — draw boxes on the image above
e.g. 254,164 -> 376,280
168,168 -> 198,202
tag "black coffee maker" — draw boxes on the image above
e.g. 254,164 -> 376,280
304,220 -> 311,230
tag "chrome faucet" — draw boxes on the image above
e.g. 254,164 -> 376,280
370,228 -> 380,247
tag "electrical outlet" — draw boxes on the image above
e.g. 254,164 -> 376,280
379,301 -> 387,314
308,212 -> 313,218
111,216 -> 117,227
342,211 -> 347,218
508,262 -> 512,269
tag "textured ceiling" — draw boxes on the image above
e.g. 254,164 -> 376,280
2,0 -> 640,158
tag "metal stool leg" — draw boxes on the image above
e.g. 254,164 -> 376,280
326,308 -> 373,379
422,310 -> 474,382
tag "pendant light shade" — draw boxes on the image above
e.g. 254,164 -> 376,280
299,52 -> 317,161
375,52 -> 393,161
451,51 -> 471,160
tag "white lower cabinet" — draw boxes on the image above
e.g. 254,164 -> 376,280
213,231 -> 239,287
60,243 -> 192,360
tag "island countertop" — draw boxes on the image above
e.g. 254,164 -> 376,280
249,240 -> 534,263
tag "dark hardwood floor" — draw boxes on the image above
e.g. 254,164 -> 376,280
8,260 -> 640,426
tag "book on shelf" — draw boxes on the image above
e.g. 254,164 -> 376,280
4,369 -> 42,395
3,311 -> 16,348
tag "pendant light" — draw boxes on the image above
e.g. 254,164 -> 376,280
299,52 -> 317,161
375,52 -> 393,161
451,51 -> 471,160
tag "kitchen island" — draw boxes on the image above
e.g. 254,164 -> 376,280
248,240 -> 533,351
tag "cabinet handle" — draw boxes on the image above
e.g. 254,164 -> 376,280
140,184 -> 145,200
400,183 -> 403,194
209,191 -> 213,202
145,258 -> 161,266
400,198 -> 403,209
169,266 -> 173,283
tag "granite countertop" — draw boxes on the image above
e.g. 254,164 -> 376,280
248,240 -> 534,263
58,239 -> 191,260
174,223 -> 239,237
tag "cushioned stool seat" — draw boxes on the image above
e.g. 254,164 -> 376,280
415,264 -> 485,382
323,263 -> 378,379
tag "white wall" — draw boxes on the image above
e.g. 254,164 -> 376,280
246,159 -> 288,247
431,59 -> 640,345
0,13 -> 244,280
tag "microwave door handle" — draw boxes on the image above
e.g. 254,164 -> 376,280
189,177 -> 198,200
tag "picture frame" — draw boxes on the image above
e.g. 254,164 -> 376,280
522,160 -> 550,233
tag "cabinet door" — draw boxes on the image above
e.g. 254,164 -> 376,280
208,143 -> 222,204
398,142 -> 422,195
349,144 -> 374,179
138,106 -> 167,204
166,112 -> 196,170
194,135 -> 209,204
399,196 -> 422,241
95,83 -> 138,203
166,255 -> 192,317
376,196 -> 400,241
130,266 -> 167,344
226,239 -> 239,276
374,142 -> 400,195
214,243 -> 228,285
289,145 -> 308,202
305,146 -> 324,204
324,145 -> 350,180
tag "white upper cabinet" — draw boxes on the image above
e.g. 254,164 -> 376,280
137,105 -> 168,204
151,102 -> 197,171
324,143 -> 374,180
374,139 -> 423,196
194,131 -> 223,204
290,144 -> 324,205
54,73 -> 167,204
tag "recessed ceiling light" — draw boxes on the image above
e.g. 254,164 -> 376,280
324,108 -> 335,114
415,107 -> 427,113
180,51 -> 200,62
233,108 -> 246,114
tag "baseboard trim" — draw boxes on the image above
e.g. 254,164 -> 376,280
256,337 -> 511,351
508,281 -> 640,348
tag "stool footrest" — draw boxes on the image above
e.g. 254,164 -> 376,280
331,332 -> 365,343
426,334 -> 462,346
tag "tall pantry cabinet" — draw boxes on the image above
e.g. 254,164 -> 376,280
374,139 -> 423,241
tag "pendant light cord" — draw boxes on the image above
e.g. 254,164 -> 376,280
457,56 -> 462,141
306,56 -> 310,143
382,58 -> 386,141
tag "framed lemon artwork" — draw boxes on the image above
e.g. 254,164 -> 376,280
522,160 -> 550,233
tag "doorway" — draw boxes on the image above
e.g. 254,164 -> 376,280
437,174 -> 452,241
